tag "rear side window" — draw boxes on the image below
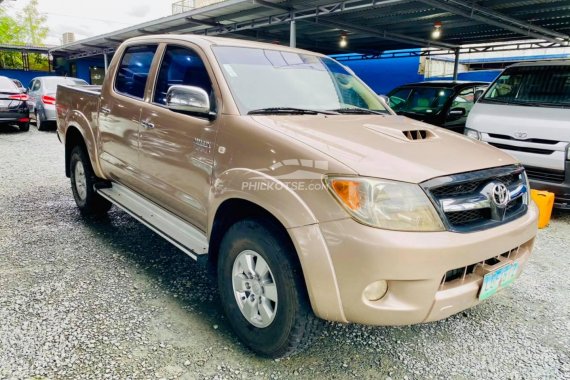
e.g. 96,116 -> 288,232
153,45 -> 213,106
483,65 -> 570,107
115,45 -> 158,99
0,76 -> 18,91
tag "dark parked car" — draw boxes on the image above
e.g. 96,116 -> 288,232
386,81 -> 489,133
0,76 -> 30,132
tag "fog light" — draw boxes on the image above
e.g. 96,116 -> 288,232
363,280 -> 388,301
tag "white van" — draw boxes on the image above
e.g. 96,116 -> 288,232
465,61 -> 570,209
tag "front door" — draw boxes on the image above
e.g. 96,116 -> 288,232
98,44 -> 158,188
138,44 -> 219,231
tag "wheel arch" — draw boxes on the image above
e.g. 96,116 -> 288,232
208,196 -> 346,322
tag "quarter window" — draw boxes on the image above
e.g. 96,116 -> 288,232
153,46 -> 213,106
115,45 -> 158,99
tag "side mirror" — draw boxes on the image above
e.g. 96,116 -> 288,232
474,89 -> 484,102
378,94 -> 390,104
166,85 -> 213,119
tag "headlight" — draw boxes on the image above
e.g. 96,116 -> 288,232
325,177 -> 445,231
464,128 -> 481,140
522,170 -> 531,205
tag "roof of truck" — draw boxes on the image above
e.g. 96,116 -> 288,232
126,34 -> 325,57
508,60 -> 570,67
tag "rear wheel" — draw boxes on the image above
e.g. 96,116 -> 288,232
69,146 -> 112,215
218,218 -> 320,358
35,111 -> 44,131
18,122 -> 29,132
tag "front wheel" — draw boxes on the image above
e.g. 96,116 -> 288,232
69,146 -> 112,215
218,219 -> 321,358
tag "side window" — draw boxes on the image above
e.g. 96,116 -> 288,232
31,80 -> 40,91
115,44 -> 158,99
451,87 -> 475,109
153,46 -> 213,106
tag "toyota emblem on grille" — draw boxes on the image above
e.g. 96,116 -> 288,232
491,183 -> 510,208
514,132 -> 528,139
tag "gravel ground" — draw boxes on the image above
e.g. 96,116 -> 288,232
0,124 -> 569,380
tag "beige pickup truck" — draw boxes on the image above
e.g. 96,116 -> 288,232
56,35 -> 538,357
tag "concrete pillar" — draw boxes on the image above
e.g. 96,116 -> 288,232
452,48 -> 460,81
290,19 -> 296,48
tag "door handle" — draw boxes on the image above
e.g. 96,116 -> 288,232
100,106 -> 111,115
141,120 -> 155,129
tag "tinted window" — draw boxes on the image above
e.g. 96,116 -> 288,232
388,86 -> 453,114
115,45 -> 158,99
483,65 -> 570,107
388,88 -> 412,110
0,76 -> 17,91
154,46 -> 213,105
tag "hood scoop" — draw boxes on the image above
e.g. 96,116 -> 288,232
365,124 -> 436,142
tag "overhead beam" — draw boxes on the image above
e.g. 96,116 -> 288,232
419,0 -> 569,45
194,0 -> 413,37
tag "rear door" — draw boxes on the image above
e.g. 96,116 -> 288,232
138,43 -> 220,231
98,44 -> 159,188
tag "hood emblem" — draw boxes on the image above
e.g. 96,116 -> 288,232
514,132 -> 528,139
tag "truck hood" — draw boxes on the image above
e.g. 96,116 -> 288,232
467,102 -> 570,141
252,114 -> 517,183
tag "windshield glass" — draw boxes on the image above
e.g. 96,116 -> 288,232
387,86 -> 453,115
43,77 -> 88,92
483,65 -> 570,107
212,46 -> 387,114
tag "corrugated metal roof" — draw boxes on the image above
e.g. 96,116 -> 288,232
49,0 -> 570,58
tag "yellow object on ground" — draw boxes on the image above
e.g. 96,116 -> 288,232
530,190 -> 555,229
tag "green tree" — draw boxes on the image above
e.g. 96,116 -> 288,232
0,1 -> 49,70
19,0 -> 48,46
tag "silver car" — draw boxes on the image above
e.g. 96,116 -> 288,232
28,76 -> 88,130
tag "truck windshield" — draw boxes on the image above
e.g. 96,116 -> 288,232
387,86 -> 454,115
212,46 -> 387,115
482,65 -> 570,108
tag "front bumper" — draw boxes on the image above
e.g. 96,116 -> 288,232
529,161 -> 570,209
311,204 -> 538,326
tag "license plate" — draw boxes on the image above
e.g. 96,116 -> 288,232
479,262 -> 519,301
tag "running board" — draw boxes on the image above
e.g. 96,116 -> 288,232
97,183 -> 208,260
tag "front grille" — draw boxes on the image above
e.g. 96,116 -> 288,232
525,166 -> 566,183
488,133 -> 560,145
446,209 -> 490,227
488,142 -> 555,155
423,165 -> 528,232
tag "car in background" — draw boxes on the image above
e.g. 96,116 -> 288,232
386,81 -> 489,133
465,61 -> 570,209
11,79 -> 26,93
0,76 -> 30,132
27,76 -> 88,130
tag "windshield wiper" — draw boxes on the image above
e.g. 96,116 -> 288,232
247,107 -> 337,115
329,107 -> 387,115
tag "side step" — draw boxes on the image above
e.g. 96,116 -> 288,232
97,183 -> 208,260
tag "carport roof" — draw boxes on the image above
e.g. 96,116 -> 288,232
49,0 -> 570,59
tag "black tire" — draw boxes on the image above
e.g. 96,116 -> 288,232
218,218 -> 321,358
19,122 -> 29,132
69,145 -> 112,216
35,111 -> 45,131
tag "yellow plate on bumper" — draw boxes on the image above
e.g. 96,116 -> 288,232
479,262 -> 519,301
